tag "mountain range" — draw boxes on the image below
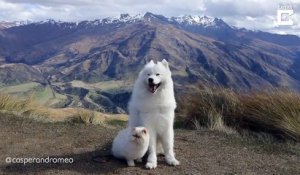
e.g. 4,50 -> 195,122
0,12 -> 300,113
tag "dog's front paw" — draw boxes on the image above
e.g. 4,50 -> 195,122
145,162 -> 157,169
166,158 -> 180,166
136,158 -> 142,163
127,160 -> 135,167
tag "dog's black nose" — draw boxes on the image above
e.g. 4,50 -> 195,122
148,78 -> 153,83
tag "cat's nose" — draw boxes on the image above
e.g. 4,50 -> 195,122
133,134 -> 140,138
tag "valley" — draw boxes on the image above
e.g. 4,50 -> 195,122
1,13 -> 300,113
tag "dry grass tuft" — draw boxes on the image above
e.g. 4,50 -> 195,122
0,93 -> 49,119
239,91 -> 300,140
69,109 -> 96,124
177,86 -> 239,134
0,93 -> 127,125
177,86 -> 300,141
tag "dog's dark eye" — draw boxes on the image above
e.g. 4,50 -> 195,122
156,73 -> 160,76
147,74 -> 150,76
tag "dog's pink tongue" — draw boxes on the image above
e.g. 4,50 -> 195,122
149,85 -> 157,93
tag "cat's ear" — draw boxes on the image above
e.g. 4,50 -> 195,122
161,59 -> 169,68
142,129 -> 147,134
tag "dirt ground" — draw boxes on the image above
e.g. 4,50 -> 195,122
0,114 -> 299,175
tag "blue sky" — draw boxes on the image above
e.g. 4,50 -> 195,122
0,0 -> 299,35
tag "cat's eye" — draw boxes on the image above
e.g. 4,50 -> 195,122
156,73 -> 160,76
142,129 -> 147,134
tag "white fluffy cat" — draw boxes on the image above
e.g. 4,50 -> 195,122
112,127 -> 150,166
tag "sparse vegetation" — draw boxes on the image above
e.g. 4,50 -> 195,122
177,86 -> 300,141
0,82 -> 40,93
69,109 -> 96,124
0,93 -> 126,125
0,93 -> 48,119
0,83 -> 68,107
71,80 -> 131,92
3,84 -> 300,142
106,119 -> 127,127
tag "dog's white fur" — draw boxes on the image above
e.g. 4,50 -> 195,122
112,127 -> 150,166
128,59 -> 179,169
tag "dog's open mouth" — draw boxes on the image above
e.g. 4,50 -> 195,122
148,83 -> 161,93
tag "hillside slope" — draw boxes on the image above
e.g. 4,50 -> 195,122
0,114 -> 299,174
0,13 -> 300,112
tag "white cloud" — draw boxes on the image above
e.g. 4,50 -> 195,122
0,0 -> 299,35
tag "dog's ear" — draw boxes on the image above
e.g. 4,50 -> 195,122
161,59 -> 169,68
145,60 -> 155,67
149,60 -> 154,64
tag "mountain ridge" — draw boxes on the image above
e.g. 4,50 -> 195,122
0,12 -> 299,113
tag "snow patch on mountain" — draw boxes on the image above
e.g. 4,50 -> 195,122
0,20 -> 32,29
1,13 -> 229,29
170,15 -> 216,26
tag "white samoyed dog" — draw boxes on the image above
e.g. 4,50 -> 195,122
128,59 -> 179,169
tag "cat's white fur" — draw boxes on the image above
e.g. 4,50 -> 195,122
112,127 -> 149,166
128,59 -> 180,169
